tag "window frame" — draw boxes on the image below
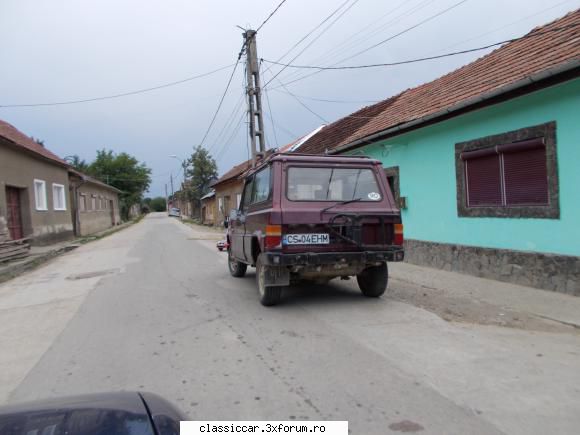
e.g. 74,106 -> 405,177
52,183 -> 67,211
285,165 -> 382,202
240,176 -> 254,213
455,121 -> 559,219
33,179 -> 47,211
250,165 -> 272,205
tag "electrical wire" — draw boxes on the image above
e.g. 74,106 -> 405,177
271,88 -> 379,104
198,44 -> 246,147
274,77 -> 328,123
275,0 -> 433,85
271,0 -> 471,89
262,63 -> 280,148
0,64 -> 234,108
261,22 -> 580,71
257,0 -> 289,32
208,91 -> 247,153
263,112 -> 297,139
340,0 -> 471,64
261,0 -> 353,77
263,0 -> 360,88
424,0 -> 577,55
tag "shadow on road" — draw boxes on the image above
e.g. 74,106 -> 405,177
242,271 -> 373,308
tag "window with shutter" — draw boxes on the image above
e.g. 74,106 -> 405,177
464,154 -> 502,207
455,122 -> 558,219
502,141 -> 548,206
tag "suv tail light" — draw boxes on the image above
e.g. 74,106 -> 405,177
265,224 -> 282,249
394,223 -> 404,245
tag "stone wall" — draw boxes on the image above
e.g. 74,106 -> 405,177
404,239 -> 580,296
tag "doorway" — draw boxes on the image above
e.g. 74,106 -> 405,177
5,186 -> 24,240
109,200 -> 115,225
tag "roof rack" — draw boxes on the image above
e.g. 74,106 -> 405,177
274,152 -> 370,159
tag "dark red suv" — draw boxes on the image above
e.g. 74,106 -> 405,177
227,153 -> 404,306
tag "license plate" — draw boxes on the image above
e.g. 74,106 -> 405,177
283,233 -> 330,245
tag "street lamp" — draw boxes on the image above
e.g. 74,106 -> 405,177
169,155 -> 187,183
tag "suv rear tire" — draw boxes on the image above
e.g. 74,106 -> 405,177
356,262 -> 388,297
228,250 -> 247,277
256,254 -> 282,306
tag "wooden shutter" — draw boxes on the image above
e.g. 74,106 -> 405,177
464,153 -> 502,207
502,140 -> 548,206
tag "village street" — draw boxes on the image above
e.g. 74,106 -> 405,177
0,213 -> 579,435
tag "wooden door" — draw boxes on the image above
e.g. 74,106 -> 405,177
6,187 -> 23,240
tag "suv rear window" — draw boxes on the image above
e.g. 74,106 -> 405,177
287,167 -> 382,201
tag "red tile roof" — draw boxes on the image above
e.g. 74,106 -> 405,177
212,159 -> 252,187
0,119 -> 68,167
300,9 -> 580,154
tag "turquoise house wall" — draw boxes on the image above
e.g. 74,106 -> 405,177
349,78 -> 580,257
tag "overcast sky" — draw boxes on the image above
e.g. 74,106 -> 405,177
1,0 -> 578,196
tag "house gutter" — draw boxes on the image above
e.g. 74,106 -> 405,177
330,59 -> 580,154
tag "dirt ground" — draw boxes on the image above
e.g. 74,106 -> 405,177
389,276 -> 579,334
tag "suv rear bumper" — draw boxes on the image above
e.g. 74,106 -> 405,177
263,248 -> 404,266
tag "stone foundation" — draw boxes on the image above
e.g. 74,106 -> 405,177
404,239 -> 580,296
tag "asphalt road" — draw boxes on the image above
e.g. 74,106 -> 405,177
3,213 -> 580,434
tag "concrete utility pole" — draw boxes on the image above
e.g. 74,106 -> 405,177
244,29 -> 266,167
170,174 -> 174,200
165,184 -> 168,211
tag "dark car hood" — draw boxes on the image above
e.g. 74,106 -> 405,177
0,391 -> 185,435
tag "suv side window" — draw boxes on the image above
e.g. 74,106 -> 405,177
251,166 -> 271,204
241,176 -> 254,212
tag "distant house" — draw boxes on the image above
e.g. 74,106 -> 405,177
0,120 -> 74,245
211,160 -> 251,225
299,10 -> 580,295
69,169 -> 121,236
211,126 -> 325,225
201,190 -> 216,226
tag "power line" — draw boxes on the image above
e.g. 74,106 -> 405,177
215,110 -> 247,162
275,0 -> 433,85
263,112 -> 297,139
274,77 -> 328,123
261,22 -> 580,71
340,0 -> 471,64
272,88 -> 379,104
263,0 -> 360,88
198,45 -> 246,147
208,91 -> 246,153
261,0 -> 353,76
262,64 -> 280,148
257,0 -> 290,32
272,0 -> 471,89
424,0 -> 577,55
0,64 -> 234,108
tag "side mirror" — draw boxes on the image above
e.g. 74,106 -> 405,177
229,209 -> 239,220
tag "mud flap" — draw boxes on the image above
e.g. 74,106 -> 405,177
264,266 -> 290,286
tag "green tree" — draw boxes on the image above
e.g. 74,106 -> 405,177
87,150 -> 152,220
66,155 -> 90,173
149,197 -> 167,212
185,145 -> 218,205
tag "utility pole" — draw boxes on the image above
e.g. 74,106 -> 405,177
170,174 -> 174,201
165,183 -> 168,211
244,29 -> 266,167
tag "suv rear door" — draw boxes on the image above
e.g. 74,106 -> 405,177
281,163 -> 399,252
